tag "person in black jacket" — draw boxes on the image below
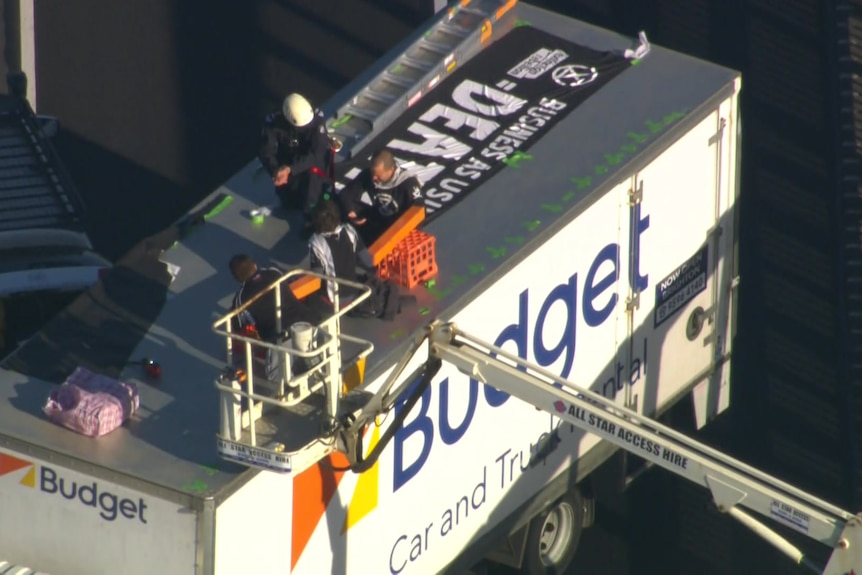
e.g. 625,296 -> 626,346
308,200 -> 375,305
228,254 -> 321,342
258,93 -> 333,222
339,148 -> 425,245
308,201 -> 407,321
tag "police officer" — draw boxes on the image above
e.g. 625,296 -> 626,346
339,148 -> 425,245
258,93 -> 333,222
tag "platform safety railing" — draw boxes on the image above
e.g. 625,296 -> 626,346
212,269 -> 375,454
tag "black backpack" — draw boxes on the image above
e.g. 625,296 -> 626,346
348,276 -> 405,321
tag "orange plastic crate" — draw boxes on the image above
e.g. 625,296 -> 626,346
377,230 -> 438,289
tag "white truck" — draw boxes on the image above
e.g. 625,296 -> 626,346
0,1 -> 797,573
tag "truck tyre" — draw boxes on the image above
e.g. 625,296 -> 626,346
521,488 -> 585,575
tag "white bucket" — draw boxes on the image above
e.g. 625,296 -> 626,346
289,322 -> 316,353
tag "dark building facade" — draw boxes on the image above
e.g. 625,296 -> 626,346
545,0 -> 862,573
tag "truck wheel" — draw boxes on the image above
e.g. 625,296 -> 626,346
521,488 -> 585,575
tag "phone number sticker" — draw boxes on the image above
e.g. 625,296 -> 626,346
654,246 -> 708,328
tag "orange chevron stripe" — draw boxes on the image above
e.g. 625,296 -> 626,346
291,451 -> 349,571
0,453 -> 31,476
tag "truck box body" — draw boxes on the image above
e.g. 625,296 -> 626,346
0,2 -> 741,574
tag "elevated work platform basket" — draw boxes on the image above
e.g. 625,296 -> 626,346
212,269 -> 376,475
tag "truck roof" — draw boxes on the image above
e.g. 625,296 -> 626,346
0,2 -> 739,503
0,93 -> 88,235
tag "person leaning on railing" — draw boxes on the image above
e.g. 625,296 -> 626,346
228,254 -> 321,341
228,254 -> 322,378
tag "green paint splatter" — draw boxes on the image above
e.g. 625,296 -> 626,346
183,480 -> 208,494
523,220 -> 541,231
389,328 -> 406,340
562,191 -> 576,202
646,119 -> 665,133
419,307 -> 431,316
540,203 -> 562,213
594,165 -> 609,175
451,274 -> 468,287
331,115 -> 352,129
604,153 -> 625,166
620,144 -> 638,154
627,131 -> 648,144
571,176 -> 592,190
514,19 -> 532,28
503,151 -> 533,168
663,111 -> 686,124
200,465 -> 218,476
468,263 -> 485,275
424,279 -> 436,288
505,236 -> 524,244
487,246 -> 507,259
631,58 -> 643,66
392,64 -> 406,73
427,285 -> 451,300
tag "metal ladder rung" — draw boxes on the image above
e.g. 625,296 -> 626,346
363,89 -> 396,104
424,26 -> 473,49
437,22 -> 473,37
342,105 -> 379,122
414,39 -> 451,56
399,55 -> 435,72
378,71 -> 415,89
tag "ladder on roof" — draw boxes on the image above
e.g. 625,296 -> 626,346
0,103 -> 84,233
212,269 -> 377,475
327,0 -> 520,158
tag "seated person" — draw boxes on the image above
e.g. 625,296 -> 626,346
338,147 -> 425,245
228,254 -> 321,377
308,200 -> 375,306
229,254 -> 323,381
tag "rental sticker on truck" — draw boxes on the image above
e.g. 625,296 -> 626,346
769,499 -> 811,534
654,246 -> 708,328
217,438 -> 292,473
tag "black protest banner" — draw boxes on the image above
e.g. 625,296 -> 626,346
337,25 -> 633,222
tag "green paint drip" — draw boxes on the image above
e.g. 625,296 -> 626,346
204,195 -> 233,220
514,19 -> 531,28
331,115 -> 352,129
182,480 -> 208,494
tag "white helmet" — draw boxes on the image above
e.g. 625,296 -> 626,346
283,93 -> 315,127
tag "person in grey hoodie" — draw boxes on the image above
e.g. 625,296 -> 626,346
338,147 -> 425,245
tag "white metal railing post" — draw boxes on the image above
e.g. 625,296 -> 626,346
245,340 -> 256,446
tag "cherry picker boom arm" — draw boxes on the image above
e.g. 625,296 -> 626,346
340,320 -> 862,575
